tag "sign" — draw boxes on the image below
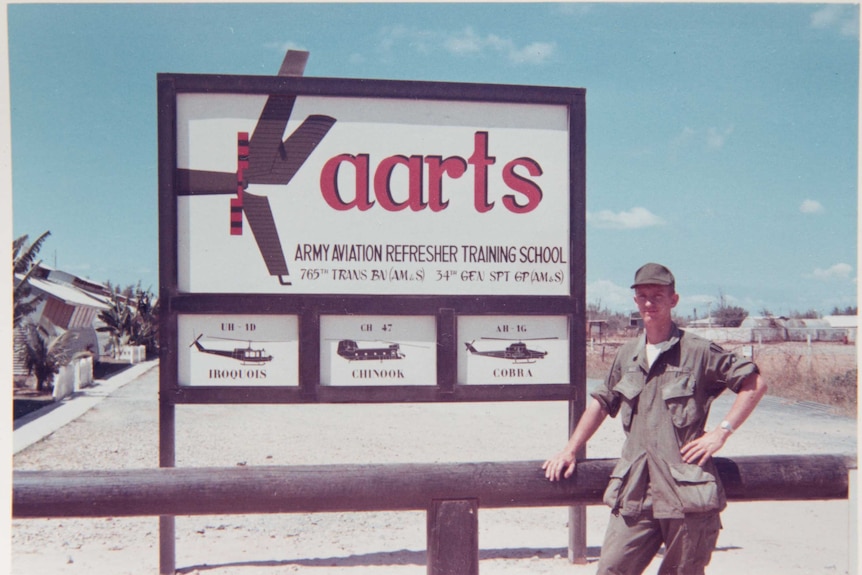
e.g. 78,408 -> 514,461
160,71 -> 586,403
177,314 -> 299,387
175,91 -> 572,296
320,315 -> 436,386
158,61 -> 587,575
458,315 -> 569,385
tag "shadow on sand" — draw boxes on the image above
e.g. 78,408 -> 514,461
176,543 -> 745,573
177,546 -> 587,573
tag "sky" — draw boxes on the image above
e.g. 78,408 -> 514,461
3,1 -> 859,318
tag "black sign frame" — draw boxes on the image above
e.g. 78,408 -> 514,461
158,72 -> 586,406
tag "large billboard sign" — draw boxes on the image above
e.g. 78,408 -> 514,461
175,91 -> 571,295
159,71 -> 585,403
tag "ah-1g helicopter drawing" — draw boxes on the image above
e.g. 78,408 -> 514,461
335,339 -> 405,362
464,337 -> 557,364
190,334 -> 274,365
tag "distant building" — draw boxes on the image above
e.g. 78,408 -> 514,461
822,315 -> 858,343
588,319 -> 608,341
13,265 -> 112,377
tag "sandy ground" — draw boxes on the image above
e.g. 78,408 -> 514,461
10,362 -> 859,575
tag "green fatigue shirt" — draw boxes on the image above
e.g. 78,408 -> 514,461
592,325 -> 759,519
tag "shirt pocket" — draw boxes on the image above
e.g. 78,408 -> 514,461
661,371 -> 702,429
669,462 -> 721,513
602,457 -> 634,511
615,372 -> 643,431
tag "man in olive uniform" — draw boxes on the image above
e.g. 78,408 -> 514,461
543,263 -> 768,575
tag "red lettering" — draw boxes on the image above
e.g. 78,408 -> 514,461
425,156 -> 466,212
320,154 -> 374,211
374,155 -> 424,211
319,132 -> 544,214
467,131 -> 496,213
502,157 -> 543,214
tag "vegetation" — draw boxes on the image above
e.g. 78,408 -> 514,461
789,309 -> 821,319
587,340 -> 856,417
97,284 -> 159,358
711,290 -> 748,327
12,231 -> 50,328
21,323 -> 77,392
757,345 -> 857,417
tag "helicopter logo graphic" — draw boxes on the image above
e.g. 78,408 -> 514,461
464,337 -> 557,364
335,339 -> 405,362
190,334 -> 274,365
175,51 -> 336,286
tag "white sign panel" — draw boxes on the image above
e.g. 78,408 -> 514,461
177,314 -> 299,386
176,93 -> 571,295
320,315 -> 436,386
458,315 -> 569,385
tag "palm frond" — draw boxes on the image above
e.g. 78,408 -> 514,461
13,230 -> 51,274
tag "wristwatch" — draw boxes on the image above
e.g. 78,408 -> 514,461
720,420 -> 735,433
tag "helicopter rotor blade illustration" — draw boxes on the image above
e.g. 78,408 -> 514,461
189,333 -> 204,349
174,51 -> 336,286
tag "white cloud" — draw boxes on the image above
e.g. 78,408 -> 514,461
811,5 -> 859,37
810,263 -> 853,281
265,41 -> 307,54
671,126 -> 697,150
556,3 -> 593,17
673,126 -> 733,153
588,207 -> 665,229
378,25 -> 554,66
445,27 -> 484,54
508,41 -> 556,65
446,27 -> 555,64
587,279 -> 633,312
706,125 -> 734,150
799,199 -> 825,214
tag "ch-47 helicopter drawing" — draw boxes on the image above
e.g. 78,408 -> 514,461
464,337 -> 557,364
335,339 -> 405,362
190,334 -> 274,365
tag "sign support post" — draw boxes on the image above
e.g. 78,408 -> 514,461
158,49 -> 586,572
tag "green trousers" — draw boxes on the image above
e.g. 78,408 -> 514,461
596,511 -> 721,575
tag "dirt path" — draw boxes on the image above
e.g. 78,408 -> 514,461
11,364 -> 858,575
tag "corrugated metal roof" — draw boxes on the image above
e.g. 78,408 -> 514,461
23,275 -> 111,310
823,315 -> 858,329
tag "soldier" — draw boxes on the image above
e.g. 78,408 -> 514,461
543,263 -> 768,575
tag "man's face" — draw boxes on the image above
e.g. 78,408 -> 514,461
633,284 -> 678,323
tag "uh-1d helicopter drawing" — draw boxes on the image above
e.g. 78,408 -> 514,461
190,334 -> 274,365
335,339 -> 405,362
464,337 -> 558,364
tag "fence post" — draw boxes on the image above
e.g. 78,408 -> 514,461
427,499 -> 478,575
850,467 -> 858,575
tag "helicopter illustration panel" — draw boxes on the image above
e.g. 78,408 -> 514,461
177,314 -> 299,387
458,315 -> 570,385
320,315 -> 436,386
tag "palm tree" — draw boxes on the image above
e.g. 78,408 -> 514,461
13,231 -> 50,327
98,285 -> 160,358
128,286 -> 159,356
97,292 -> 134,358
22,323 -> 77,392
